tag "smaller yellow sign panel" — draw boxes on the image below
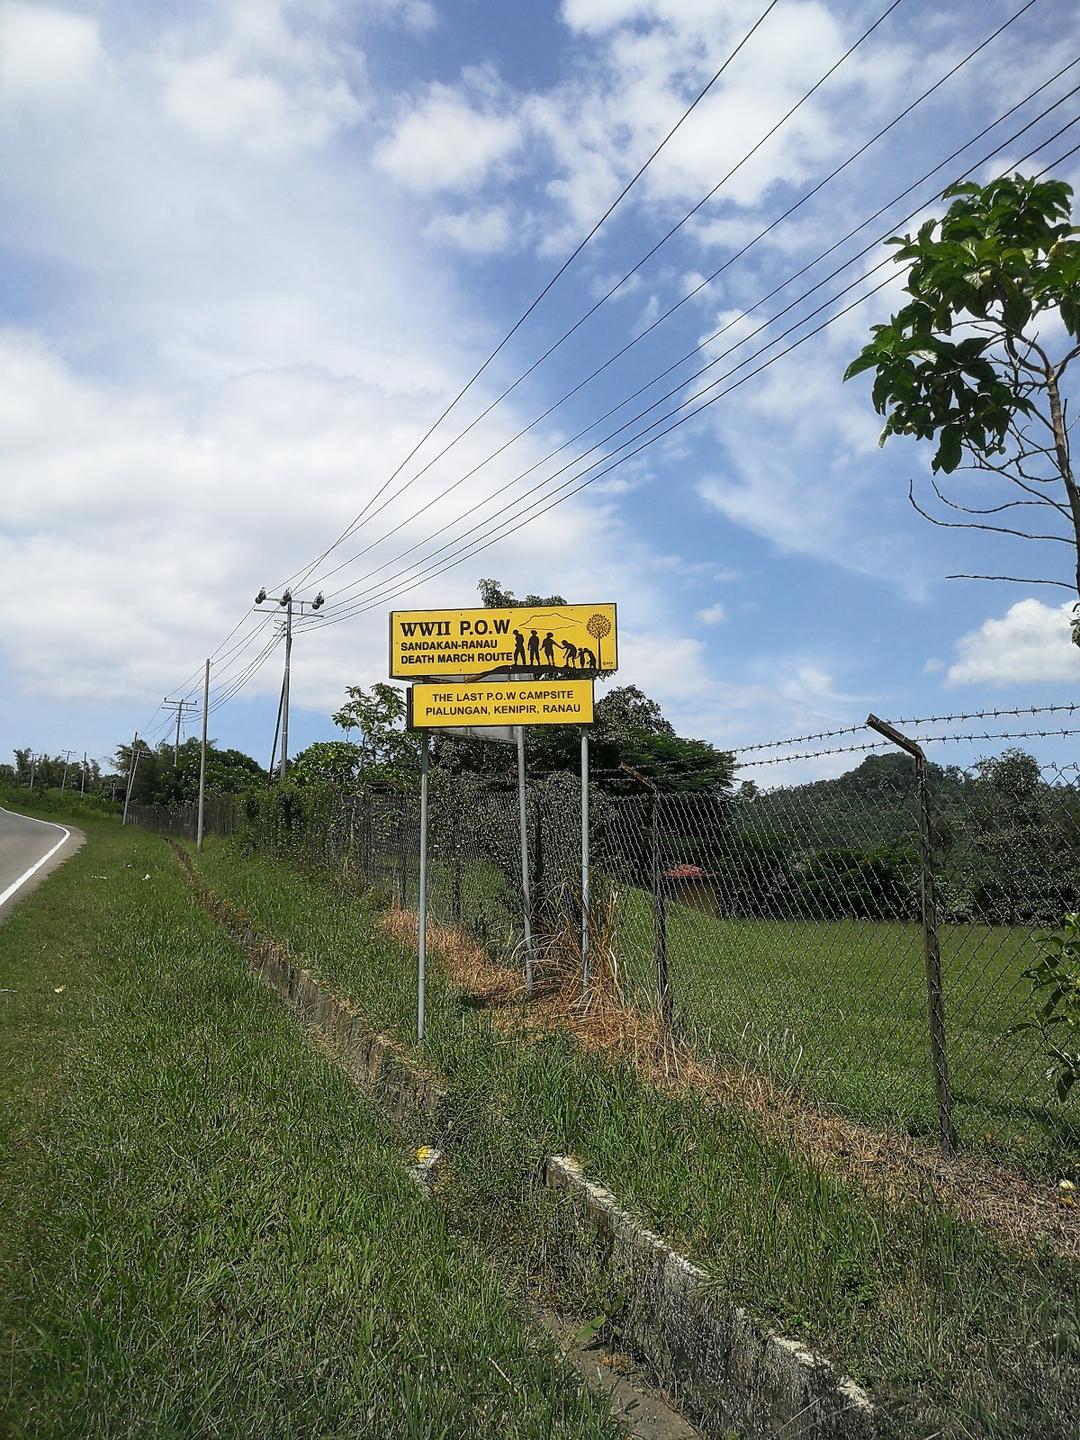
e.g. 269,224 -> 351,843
409,679 -> 594,729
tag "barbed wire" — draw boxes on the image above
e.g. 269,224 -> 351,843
727,702 -> 1080,757
889,702 -> 1080,727
733,727 -> 1080,769
731,723 -> 870,753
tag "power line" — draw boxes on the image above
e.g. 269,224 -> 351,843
303,268 -> 905,630
148,0 -> 787,715
147,3 -> 1048,721
184,119 -> 1080,727
305,0 -> 1041,599
309,84 -> 1080,619
292,126 -> 1080,630
270,0 -> 790,598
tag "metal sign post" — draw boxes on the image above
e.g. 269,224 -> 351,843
581,731 -> 590,998
400,598 -> 616,1038
516,727 -> 534,996
417,730 -> 430,1044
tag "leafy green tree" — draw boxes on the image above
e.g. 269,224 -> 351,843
476,578 -> 566,608
289,740 -> 364,788
331,683 -> 417,786
152,740 -> 264,804
845,174 -> 1080,606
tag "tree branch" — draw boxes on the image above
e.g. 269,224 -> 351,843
945,574 -> 1074,588
927,476 -> 1065,517
908,480 -> 1072,542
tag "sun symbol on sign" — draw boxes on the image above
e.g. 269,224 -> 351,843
587,612 -> 611,669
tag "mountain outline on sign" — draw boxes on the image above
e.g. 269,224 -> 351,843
515,608 -> 607,635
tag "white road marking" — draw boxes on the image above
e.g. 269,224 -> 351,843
0,807 -> 73,909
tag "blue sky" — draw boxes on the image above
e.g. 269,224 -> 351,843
2,0 -> 1080,783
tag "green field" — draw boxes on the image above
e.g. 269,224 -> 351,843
611,889 -> 1066,1162
0,812 -> 626,1440
193,834 -> 1080,1440
392,848 -> 1071,1167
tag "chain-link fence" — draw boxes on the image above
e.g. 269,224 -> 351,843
128,734 -> 1080,1167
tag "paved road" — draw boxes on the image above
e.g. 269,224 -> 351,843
0,806 -> 84,924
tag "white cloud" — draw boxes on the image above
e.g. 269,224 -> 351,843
425,205 -> 514,254
947,599 -> 1080,687
695,602 -> 726,625
0,2 -> 104,104
376,80 -> 523,193
159,50 -> 363,156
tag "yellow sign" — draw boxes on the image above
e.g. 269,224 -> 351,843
389,603 -> 617,679
409,679 -> 594,729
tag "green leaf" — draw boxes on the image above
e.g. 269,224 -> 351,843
843,351 -> 880,382
934,427 -> 963,474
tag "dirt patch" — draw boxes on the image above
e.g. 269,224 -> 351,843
379,906 -> 1080,1261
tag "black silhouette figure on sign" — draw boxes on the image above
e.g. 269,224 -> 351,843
512,629 -> 526,667
560,640 -> 577,667
578,646 -> 596,670
542,632 -> 556,668
527,630 -> 541,667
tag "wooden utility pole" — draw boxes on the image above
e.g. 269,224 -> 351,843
122,733 -> 139,825
163,696 -> 198,765
280,594 -> 292,780
253,588 -> 323,782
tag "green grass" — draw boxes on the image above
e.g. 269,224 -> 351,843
194,837 -> 1080,1440
610,888 -> 1067,1164
0,810 -> 627,1440
402,845 -> 1071,1168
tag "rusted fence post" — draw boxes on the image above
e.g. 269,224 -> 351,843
451,810 -> 462,926
650,792 -> 672,1036
621,763 -> 672,1041
866,714 -> 957,1157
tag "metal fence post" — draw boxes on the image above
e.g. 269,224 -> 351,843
866,714 -> 957,1157
650,792 -> 672,1036
532,795 -> 544,942
418,733 -> 430,1045
451,810 -> 462,926
397,794 -> 408,909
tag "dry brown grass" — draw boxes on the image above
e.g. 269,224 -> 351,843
380,905 -> 1080,1260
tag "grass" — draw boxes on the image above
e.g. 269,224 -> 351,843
194,836 -> 1080,1440
404,845 -> 1072,1168
611,887 -> 1067,1165
0,808 -> 627,1440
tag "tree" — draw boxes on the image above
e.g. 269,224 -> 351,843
289,740 -> 364,788
844,174 -> 1080,611
152,740 -> 264,804
477,578 -> 566,608
330,683 -> 417,787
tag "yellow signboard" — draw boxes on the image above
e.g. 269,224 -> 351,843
408,679 -> 594,729
389,603 -> 617,679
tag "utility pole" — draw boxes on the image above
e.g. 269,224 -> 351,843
253,587 -> 324,780
59,749 -> 76,795
197,659 -> 210,851
122,733 -> 140,825
163,696 -> 198,765
80,752 -> 87,796
28,753 -> 35,790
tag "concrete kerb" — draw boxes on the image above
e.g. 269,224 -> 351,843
173,845 -> 876,1440
546,1155 -> 875,1440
